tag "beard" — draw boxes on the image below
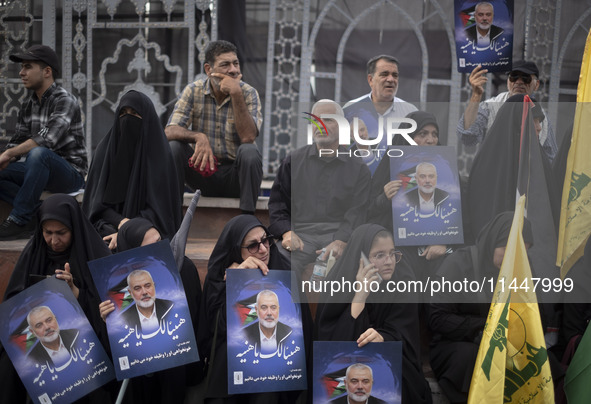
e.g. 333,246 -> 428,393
477,21 -> 491,31
314,133 -> 334,146
136,295 -> 155,308
418,184 -> 435,195
260,317 -> 278,330
40,325 -> 60,343
348,391 -> 370,402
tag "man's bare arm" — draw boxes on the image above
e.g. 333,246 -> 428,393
165,125 -> 216,171
164,125 -> 199,143
230,91 -> 258,143
463,65 -> 488,129
212,72 -> 258,144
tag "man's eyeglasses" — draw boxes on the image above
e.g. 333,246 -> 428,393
370,251 -> 403,264
241,235 -> 275,254
508,73 -> 533,84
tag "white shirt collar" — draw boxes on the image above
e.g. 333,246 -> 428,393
41,335 -> 71,366
136,302 -> 159,333
477,28 -> 491,47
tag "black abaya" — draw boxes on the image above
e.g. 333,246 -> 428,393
429,212 -> 533,403
315,224 -> 432,404
82,90 -> 181,246
199,215 -> 309,403
1,194 -> 113,403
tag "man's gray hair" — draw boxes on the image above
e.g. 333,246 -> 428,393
127,269 -> 154,287
345,363 -> 373,380
475,2 -> 494,12
311,99 -> 344,117
27,305 -> 54,327
416,162 -> 437,173
256,289 -> 279,307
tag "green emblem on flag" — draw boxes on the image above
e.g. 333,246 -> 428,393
504,342 -> 549,402
481,302 -> 509,380
568,171 -> 591,204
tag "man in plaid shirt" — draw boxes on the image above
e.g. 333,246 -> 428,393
165,40 -> 263,214
0,45 -> 86,240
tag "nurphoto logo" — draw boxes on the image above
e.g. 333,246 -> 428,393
303,113 -> 419,158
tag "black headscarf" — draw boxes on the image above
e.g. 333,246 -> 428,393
315,224 -> 431,404
391,110 -> 440,146
82,90 -> 181,242
473,211 -> 534,280
321,223 -> 414,303
206,215 -> 288,281
467,94 -> 558,237
116,217 -> 155,252
368,111 -> 440,229
316,224 -> 415,328
467,94 -> 560,283
4,194 -> 111,335
433,211 -> 534,306
202,215 -> 289,330
552,123 -> 573,192
199,215 -> 291,398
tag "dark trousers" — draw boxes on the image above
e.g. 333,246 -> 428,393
0,147 -> 84,224
169,141 -> 262,213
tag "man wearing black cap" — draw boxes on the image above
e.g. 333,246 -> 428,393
0,45 -> 87,240
457,60 -> 558,162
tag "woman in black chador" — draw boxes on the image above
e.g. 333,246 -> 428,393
1,194 -> 113,403
199,214 -> 310,403
83,90 -> 181,251
429,212 -> 534,403
6,193 -> 111,336
315,224 -> 433,404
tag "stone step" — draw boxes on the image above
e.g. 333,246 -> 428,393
0,236 -> 217,301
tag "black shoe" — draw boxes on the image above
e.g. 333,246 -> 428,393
0,217 -> 36,241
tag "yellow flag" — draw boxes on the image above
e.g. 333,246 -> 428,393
468,196 -> 554,403
557,29 -> 591,278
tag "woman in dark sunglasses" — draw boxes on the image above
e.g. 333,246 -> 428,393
199,215 -> 309,403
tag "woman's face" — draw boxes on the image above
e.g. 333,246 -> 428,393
368,236 -> 397,281
119,106 -> 142,119
240,226 -> 270,265
42,219 -> 72,253
493,246 -> 506,269
413,123 -> 438,146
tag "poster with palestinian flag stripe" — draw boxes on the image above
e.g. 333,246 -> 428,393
454,0 -> 514,72
226,268 -> 307,394
0,277 -> 115,404
88,240 -> 199,380
106,277 -> 134,311
234,293 -> 258,326
390,146 -> 464,246
313,341 -> 402,404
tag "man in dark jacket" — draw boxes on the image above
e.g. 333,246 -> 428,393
26,306 -> 79,369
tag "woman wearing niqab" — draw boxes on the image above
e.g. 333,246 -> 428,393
82,90 -> 181,251
315,224 -> 433,404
